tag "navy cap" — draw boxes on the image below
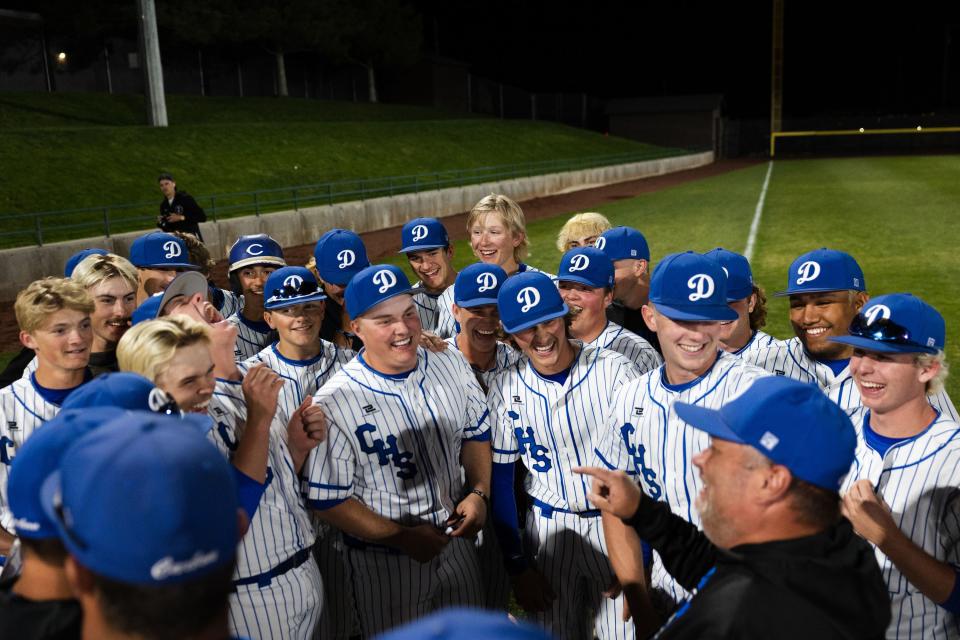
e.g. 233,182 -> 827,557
9,408 -> 124,540
314,229 -> 371,286
377,607 -> 552,640
648,252 -> 737,322
228,234 -> 286,272
400,217 -> 449,253
129,232 -> 196,270
775,248 -> 865,297
703,248 -> 754,301
675,376 -> 856,491
61,372 -> 179,413
595,226 -> 650,261
64,248 -> 109,278
41,412 -> 238,585
557,247 -> 615,289
132,293 -> 164,326
454,263 -> 508,308
264,266 -> 327,310
345,264 -> 415,320
498,272 -> 568,334
830,293 -> 945,355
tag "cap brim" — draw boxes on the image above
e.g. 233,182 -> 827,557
229,256 -> 286,272
264,291 -> 328,310
502,305 -> 569,334
557,275 -> 607,289
773,285 -> 855,297
456,296 -> 499,308
829,335 -> 939,354
674,402 -> 746,444
160,272 -> 208,311
319,266 -> 366,287
653,302 -> 738,322
38,471 -> 70,546
351,287 -> 417,320
399,243 -> 448,254
725,288 -> 753,302
140,262 -> 199,270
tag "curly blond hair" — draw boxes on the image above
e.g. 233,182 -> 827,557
15,277 -> 94,334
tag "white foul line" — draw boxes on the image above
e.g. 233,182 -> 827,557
744,160 -> 773,262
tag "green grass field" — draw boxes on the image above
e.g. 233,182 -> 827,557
380,155 -> 960,399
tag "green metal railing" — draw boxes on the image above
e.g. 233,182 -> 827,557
0,147 -> 697,249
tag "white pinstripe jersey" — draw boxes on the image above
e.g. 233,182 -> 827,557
729,329 -> 779,356
490,344 -> 640,512
227,313 -> 274,361
444,336 -> 521,391
207,378 -> 317,579
843,408 -> 960,640
0,376 -> 69,531
240,341 -> 355,429
214,287 -> 242,319
584,320 -> 662,375
304,347 -> 490,528
412,286 -> 442,333
434,265 -> 553,339
593,352 -> 770,602
743,337 -> 959,419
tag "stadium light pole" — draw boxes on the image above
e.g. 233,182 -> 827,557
770,0 -> 784,137
137,0 -> 168,127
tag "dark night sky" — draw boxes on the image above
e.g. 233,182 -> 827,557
419,1 -> 960,118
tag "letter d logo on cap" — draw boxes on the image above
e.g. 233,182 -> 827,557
283,275 -> 303,289
687,274 -> 715,302
411,225 -> 428,242
864,304 -> 891,325
163,241 -> 182,259
517,287 -> 541,313
594,237 -> 606,250
569,254 -> 590,272
337,250 -> 356,269
476,272 -> 498,292
372,269 -> 397,294
796,261 -> 821,285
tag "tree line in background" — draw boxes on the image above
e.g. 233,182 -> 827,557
2,0 -> 423,102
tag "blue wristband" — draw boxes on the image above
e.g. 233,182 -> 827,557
938,566 -> 960,613
233,467 -> 267,522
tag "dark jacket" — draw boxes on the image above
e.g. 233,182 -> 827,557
626,497 -> 891,639
606,301 -> 661,355
0,577 -> 81,640
159,190 -> 206,240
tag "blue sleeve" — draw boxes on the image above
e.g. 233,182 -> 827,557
491,461 -> 528,576
232,467 -> 266,522
939,566 -> 960,613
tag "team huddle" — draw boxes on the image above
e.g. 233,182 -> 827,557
0,192 -> 957,640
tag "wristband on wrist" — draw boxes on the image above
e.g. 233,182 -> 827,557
469,488 -> 490,506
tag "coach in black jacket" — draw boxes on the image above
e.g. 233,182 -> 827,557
577,376 -> 890,639
157,172 -> 206,241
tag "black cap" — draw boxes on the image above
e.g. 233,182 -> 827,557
158,172 -> 175,182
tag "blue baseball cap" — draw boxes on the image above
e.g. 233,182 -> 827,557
775,248 -> 865,297
132,293 -> 164,325
9,407 -> 124,540
557,247 -> 615,289
595,226 -> 650,261
648,251 -> 737,322
41,411 -> 238,585
675,376 -> 856,491
345,264 -> 415,320
129,232 -> 196,270
264,266 -> 327,310
130,270 -> 209,325
703,248 -> 754,301
377,607 -> 552,640
64,248 -> 109,278
228,234 -> 286,272
61,372 -> 179,413
830,293 -> 945,355
498,272 -> 569,334
314,229 -> 371,286
454,263 -> 508,308
400,217 -> 449,253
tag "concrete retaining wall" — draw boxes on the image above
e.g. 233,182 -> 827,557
0,151 -> 712,300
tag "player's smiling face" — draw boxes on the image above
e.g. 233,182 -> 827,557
644,306 -> 721,384
789,290 -> 866,360
237,265 -> 277,299
353,294 -> 422,375
155,341 -> 215,413
452,303 -> 500,353
469,212 -> 523,273
693,438 -> 757,549
89,276 -> 136,349
512,316 -> 575,376
719,294 -> 755,352
22,308 -> 93,373
558,280 -> 612,341
265,301 -> 325,352
406,247 -> 455,293
164,292 -> 225,325
850,348 -> 935,414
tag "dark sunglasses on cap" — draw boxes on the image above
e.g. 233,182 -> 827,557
270,279 -> 320,301
848,314 -> 927,350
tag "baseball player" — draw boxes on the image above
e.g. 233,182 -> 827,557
118,315 -> 328,639
304,264 -> 491,636
831,294 -> 960,638
592,252 -> 770,620
595,226 -> 661,354
742,247 -> 957,418
0,278 -> 93,555
128,231 -> 199,303
702,247 -> 778,354
314,229 -> 371,351
488,271 -> 641,640
226,234 -> 287,360
435,194 -> 550,338
555,212 -> 612,253
400,217 -> 458,333
63,247 -> 108,278
171,230 -> 242,318
556,246 -> 661,374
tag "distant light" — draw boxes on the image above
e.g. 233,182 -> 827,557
917,126 -> 923,131
56,52 -> 67,63
859,127 -> 865,133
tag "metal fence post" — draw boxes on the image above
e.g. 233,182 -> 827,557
103,207 -> 111,237
253,192 -> 260,216
328,183 -> 333,205
210,196 -> 217,221
293,189 -> 299,210
414,175 -> 419,193
35,215 -> 43,246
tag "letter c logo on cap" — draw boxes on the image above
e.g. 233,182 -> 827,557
337,250 -> 356,269
476,272 -> 498,292
568,254 -> 590,272
687,274 -> 715,302
796,261 -> 821,285
162,240 -> 182,259
246,243 -> 264,256
372,269 -> 398,294
411,225 -> 428,243
864,304 -> 891,325
517,287 -> 541,313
